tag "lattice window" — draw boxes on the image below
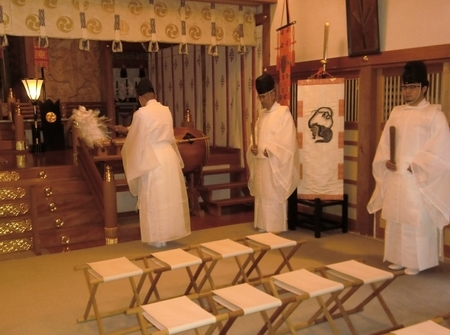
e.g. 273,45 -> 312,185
383,72 -> 441,121
344,78 -> 359,122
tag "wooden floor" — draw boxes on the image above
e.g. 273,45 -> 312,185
0,148 -> 75,170
117,203 -> 254,244
190,204 -> 254,231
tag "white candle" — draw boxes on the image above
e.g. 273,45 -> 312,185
323,22 -> 330,61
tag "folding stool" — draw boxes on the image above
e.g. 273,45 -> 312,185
388,312 -> 450,335
389,320 -> 450,334
192,238 -> 254,292
258,268 -> 352,335
75,256 -> 151,335
131,248 -> 204,304
210,282 -> 289,335
316,259 -> 405,335
126,294 -> 240,335
234,233 -> 307,283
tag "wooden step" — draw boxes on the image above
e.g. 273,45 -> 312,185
202,166 -> 246,176
115,178 -> 129,192
207,196 -> 254,216
205,147 -> 241,166
199,181 -> 248,192
0,141 -> 14,150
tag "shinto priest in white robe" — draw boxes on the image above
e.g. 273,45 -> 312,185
367,100 -> 450,270
247,102 -> 300,232
121,99 -> 191,243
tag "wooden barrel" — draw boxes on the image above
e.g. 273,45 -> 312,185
174,127 -> 209,174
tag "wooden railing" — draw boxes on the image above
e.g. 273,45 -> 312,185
14,101 -> 108,120
74,128 -> 126,245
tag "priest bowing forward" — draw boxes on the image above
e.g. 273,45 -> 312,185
121,78 -> 191,248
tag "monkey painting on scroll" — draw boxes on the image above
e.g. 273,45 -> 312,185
121,78 -> 191,245
297,78 -> 345,200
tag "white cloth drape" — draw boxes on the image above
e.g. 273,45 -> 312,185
1,1 -> 256,47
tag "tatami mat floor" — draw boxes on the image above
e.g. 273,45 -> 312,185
1,222 -> 449,335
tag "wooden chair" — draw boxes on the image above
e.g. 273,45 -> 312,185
315,259 -> 405,335
75,256 -> 151,335
234,232 -> 307,283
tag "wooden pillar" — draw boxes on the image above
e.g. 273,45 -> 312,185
356,65 -> 378,236
71,123 -> 80,163
14,105 -> 26,150
103,165 -> 118,245
100,42 -> 116,125
441,62 -> 450,122
255,5 -> 271,71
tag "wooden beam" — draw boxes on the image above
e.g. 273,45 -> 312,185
356,65 -> 378,236
258,4 -> 272,71
268,44 -> 450,78
189,0 -> 277,6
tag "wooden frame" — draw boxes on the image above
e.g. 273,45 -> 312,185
346,0 -> 380,57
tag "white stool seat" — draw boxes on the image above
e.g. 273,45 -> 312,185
213,283 -> 282,315
87,257 -> 143,282
326,259 -> 393,284
246,232 -> 297,249
392,320 -> 450,334
151,248 -> 202,269
273,268 -> 344,298
200,238 -> 253,258
141,296 -> 216,334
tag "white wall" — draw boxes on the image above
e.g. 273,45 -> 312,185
270,0 -> 450,65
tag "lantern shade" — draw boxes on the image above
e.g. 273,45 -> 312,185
22,78 -> 44,103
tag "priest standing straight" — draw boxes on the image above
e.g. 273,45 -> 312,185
247,73 -> 300,232
367,61 -> 450,275
121,78 -> 191,247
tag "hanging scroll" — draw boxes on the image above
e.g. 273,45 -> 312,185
297,78 -> 345,200
276,0 -> 295,107
34,46 -> 49,70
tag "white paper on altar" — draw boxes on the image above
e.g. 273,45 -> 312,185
297,78 -> 345,200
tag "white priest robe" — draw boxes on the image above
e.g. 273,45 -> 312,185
247,102 -> 300,232
367,100 -> 450,270
121,99 -> 191,243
